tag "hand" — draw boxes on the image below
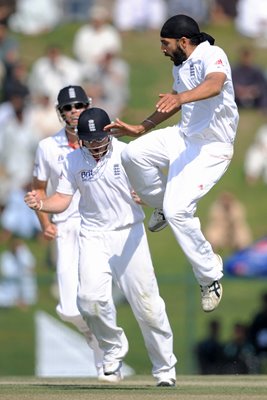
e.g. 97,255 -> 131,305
131,190 -> 146,205
104,118 -> 145,138
24,190 -> 42,210
43,222 -> 57,241
156,93 -> 181,113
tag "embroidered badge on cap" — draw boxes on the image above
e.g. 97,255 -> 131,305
88,119 -> 96,131
68,87 -> 76,98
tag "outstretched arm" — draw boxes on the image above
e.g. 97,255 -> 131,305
24,190 -> 73,214
104,91 -> 179,138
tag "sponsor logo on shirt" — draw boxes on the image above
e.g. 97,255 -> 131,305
215,59 -> 223,66
81,170 -> 94,180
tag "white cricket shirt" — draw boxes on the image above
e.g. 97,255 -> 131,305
33,128 -> 80,223
172,41 -> 239,143
57,138 -> 145,231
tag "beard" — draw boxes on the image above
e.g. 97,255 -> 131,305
172,45 -> 187,66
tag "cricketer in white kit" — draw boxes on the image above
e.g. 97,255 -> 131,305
25,107 -> 177,387
32,85 -> 110,381
105,14 -> 239,313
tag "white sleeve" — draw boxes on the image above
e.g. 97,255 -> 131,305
56,160 -> 77,195
33,142 -> 50,181
204,47 -> 230,77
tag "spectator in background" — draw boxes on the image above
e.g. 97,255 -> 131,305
1,59 -> 29,102
195,319 -> 224,374
231,47 -> 267,111
244,123 -> 267,185
73,5 -> 122,71
222,322 -> 258,374
0,236 -> 37,309
0,0 -> 16,20
235,0 -> 267,44
204,192 -> 252,253
210,0 -> 238,25
248,292 -> 267,372
83,50 -> 130,120
0,89 -> 30,211
0,93 -> 40,208
29,92 -> 62,140
0,86 -> 29,153
0,183 -> 41,242
8,0 -> 63,35
0,17 -> 19,87
166,0 -> 210,25
62,0 -> 95,22
27,45 -> 84,104
113,0 -> 167,33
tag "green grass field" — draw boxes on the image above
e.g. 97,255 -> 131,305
1,375 -> 267,400
1,18 -> 267,377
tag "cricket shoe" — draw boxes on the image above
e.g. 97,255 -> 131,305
156,368 -> 176,387
200,254 -> 223,312
97,366 -> 123,383
157,378 -> 176,387
103,360 -> 122,376
148,208 -> 168,232
200,280 -> 223,312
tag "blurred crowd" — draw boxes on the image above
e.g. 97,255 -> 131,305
204,191 -> 253,253
195,291 -> 267,374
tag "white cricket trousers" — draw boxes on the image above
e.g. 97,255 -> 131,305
55,217 -> 104,369
121,126 -> 234,286
77,223 -> 177,378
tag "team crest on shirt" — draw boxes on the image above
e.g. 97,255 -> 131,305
176,74 -> 180,85
81,170 -> 94,180
113,163 -> 120,177
189,62 -> 195,77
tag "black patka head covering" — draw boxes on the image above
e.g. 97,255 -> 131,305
160,14 -> 215,45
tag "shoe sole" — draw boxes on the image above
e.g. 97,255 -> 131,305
148,221 -> 168,232
98,375 -> 123,383
157,379 -> 176,387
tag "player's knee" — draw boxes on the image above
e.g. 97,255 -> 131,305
77,294 -> 106,318
164,206 -> 189,225
57,311 -> 88,332
138,295 -> 165,327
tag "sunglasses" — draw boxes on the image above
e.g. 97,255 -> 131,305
61,102 -> 87,112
